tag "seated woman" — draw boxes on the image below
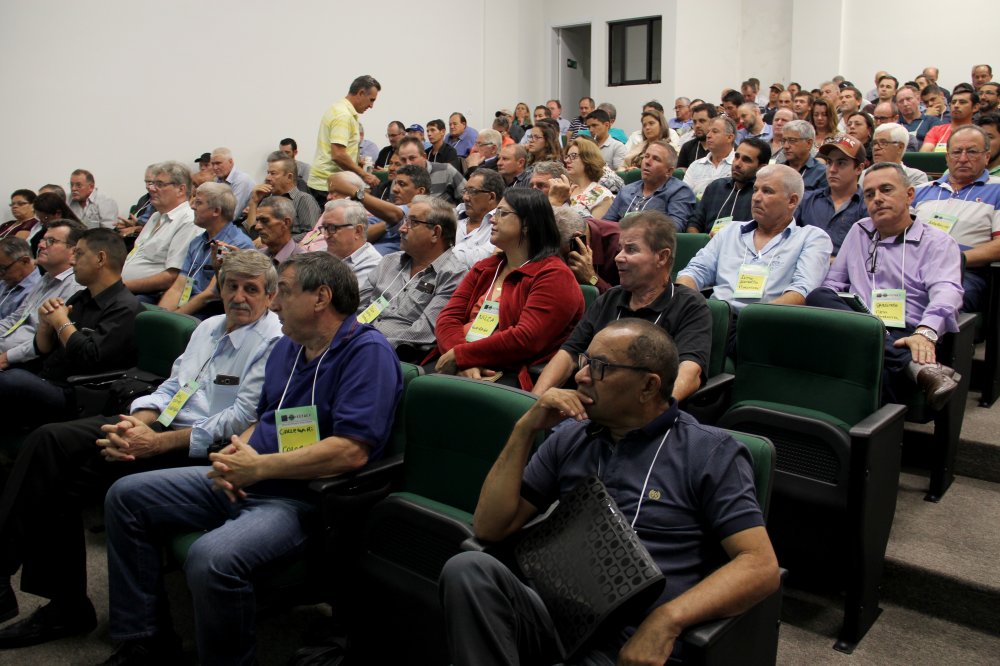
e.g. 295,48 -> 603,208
845,111 -> 875,165
810,98 -> 838,147
30,191 -> 82,257
1,189 -> 38,239
550,138 -> 613,219
623,108 -> 670,168
435,188 -> 584,389
526,121 -> 563,165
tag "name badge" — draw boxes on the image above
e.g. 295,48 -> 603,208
927,212 -> 957,234
711,216 -> 733,236
178,276 -> 195,306
933,142 -> 948,153
872,289 -> 907,328
276,405 -> 320,453
357,295 -> 389,324
733,263 -> 769,299
156,380 -> 200,427
2,313 -> 28,337
466,300 -> 501,341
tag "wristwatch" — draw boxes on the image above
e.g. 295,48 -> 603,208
588,275 -> 599,286
353,188 -> 365,203
916,327 -> 939,344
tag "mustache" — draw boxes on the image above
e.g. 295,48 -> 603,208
228,303 -> 252,312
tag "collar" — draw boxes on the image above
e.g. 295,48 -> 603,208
858,213 -> 925,244
9,267 -> 40,290
211,310 -> 278,351
267,239 -> 299,263
933,169 -> 991,189
401,247 -> 455,274
90,279 -> 129,308
613,281 -> 674,314
739,219 -> 795,237
584,399 -> 679,442
348,242 -> 376,264
155,200 -> 192,221
46,266 -> 76,282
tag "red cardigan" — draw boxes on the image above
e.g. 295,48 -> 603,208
436,254 -> 584,389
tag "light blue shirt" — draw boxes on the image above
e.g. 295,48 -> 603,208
129,311 -> 283,457
678,219 -> 833,311
0,267 -> 82,363
180,223 -> 255,296
0,267 -> 41,319
222,167 -> 256,218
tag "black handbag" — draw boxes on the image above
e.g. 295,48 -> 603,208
514,476 -> 665,660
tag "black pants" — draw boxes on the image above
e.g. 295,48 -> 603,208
0,416 -> 197,601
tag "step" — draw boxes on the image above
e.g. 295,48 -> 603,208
880,473 -> 1000,634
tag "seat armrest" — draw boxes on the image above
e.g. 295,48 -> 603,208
66,369 -> 129,386
683,373 -> 734,404
308,455 -> 405,526
848,403 -> 907,440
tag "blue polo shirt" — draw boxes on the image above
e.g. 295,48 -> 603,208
604,178 -> 697,228
796,186 -> 868,254
798,157 -> 828,191
899,114 -> 941,143
180,223 -> 255,295
447,126 -> 479,157
521,401 -> 764,608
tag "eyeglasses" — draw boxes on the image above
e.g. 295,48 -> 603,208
9,201 -> 29,208
406,216 -> 438,229
871,139 -> 902,148
494,207 -> 516,218
781,137 -> 808,145
40,236 -> 73,247
322,223 -> 353,234
948,148 -> 987,159
577,352 -> 652,381
527,135 -> 543,142
148,180 -> 175,189
464,186 -> 488,196
564,152 -> 580,162
0,257 -> 24,275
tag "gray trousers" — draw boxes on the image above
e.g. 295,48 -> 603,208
438,550 -> 623,666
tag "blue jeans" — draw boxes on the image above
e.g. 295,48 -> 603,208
104,466 -> 314,666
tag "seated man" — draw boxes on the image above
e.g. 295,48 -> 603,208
686,138 -> 770,235
806,162 -> 963,409
397,137 -> 466,204
99,252 -> 403,665
68,169 -> 119,229
896,85 -> 941,144
454,168 -> 505,269
0,251 -> 282,649
247,153 -> 322,239
0,229 -> 144,428
677,165 -> 833,353
121,161 -> 200,301
0,238 -> 40,319
330,164 -> 431,256
425,119 -> 463,172
583,109 -> 626,170
297,171 -> 367,253
911,126 -> 1000,311
920,88 -> 977,152
535,210 -> 710,401
736,102 -> 773,144
158,182 -> 255,318
797,135 -> 869,254
862,123 -> 930,188
446,112 -> 479,157
441,319 -> 779,666
360,196 -> 467,361
209,147 -> 256,215
321,199 -> 383,304
604,141 -> 696,227
497,144 -> 532,189
551,207 -> 620,293
254,197 -> 303,266
780,121 -> 827,191
0,219 -> 86,370
464,129 -> 502,177
684,116 -> 737,199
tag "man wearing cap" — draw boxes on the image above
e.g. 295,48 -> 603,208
861,123 -> 929,188
806,162 -> 964,409
762,83 -> 783,122
194,153 -> 213,173
307,75 -> 383,204
447,113 -> 478,158
797,135 -> 869,255
780,120 -> 827,191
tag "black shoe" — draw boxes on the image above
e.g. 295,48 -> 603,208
0,598 -> 96,649
916,365 -> 961,412
99,634 -> 182,666
0,579 -> 17,624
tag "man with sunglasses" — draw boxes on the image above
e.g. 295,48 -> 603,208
441,318 -> 779,665
807,162 -> 964,409
0,219 -> 86,370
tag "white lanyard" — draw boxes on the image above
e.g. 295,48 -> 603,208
598,427 -> 672,528
626,193 -> 653,214
742,237 -> 781,272
868,226 -> 907,293
187,242 -> 214,279
712,186 -> 739,225
0,287 -> 18,311
378,263 -> 427,302
276,345 -> 332,412
483,258 -> 529,301
617,283 -> 672,325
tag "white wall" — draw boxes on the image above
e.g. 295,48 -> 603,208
1,0 -> 996,212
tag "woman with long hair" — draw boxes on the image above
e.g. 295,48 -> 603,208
510,102 -> 532,143
553,138 -> 614,219
810,98 -> 839,147
623,109 -> 670,168
435,188 -> 583,388
29,191 -> 81,256
525,121 -> 563,165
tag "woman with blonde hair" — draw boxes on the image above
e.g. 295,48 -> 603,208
549,137 -> 614,219
810,98 -> 839,147
623,109 -> 670,168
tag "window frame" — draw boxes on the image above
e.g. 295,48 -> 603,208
607,16 -> 662,87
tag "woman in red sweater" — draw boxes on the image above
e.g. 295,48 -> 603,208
435,188 -> 584,389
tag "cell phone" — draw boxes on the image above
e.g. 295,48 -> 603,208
572,233 -> 587,250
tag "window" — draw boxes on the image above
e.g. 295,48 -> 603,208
608,17 -> 661,86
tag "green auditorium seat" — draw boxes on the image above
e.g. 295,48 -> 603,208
717,304 -> 906,653
681,298 -> 734,424
901,151 -> 945,178
672,233 -> 710,281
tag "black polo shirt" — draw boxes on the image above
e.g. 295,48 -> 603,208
561,283 -> 712,377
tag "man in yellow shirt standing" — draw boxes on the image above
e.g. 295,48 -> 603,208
307,75 -> 383,204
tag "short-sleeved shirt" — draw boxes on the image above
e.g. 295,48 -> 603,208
248,317 -> 403,498
678,219 -> 834,312
561,283 -> 712,379
69,189 -> 119,229
130,311 -> 283,456
308,97 -> 360,191
684,152 -> 735,199
122,201 -> 199,282
911,170 -> 1000,249
521,401 -> 764,607
604,178 -> 697,228
796,186 -> 869,254
900,114 -> 941,143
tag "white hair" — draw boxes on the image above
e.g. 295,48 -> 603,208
874,122 -> 909,146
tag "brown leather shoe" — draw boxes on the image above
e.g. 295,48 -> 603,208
916,365 -> 961,411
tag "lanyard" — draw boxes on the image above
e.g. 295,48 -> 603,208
187,242 -> 214,279
868,225 -> 907,293
626,193 -> 653,214
712,186 -> 739,225
617,283 -> 672,325
0,285 -> 20,310
483,258 -> 529,301
378,262 -> 428,302
598,427 -> 672,528
276,345 -> 332,412
742,235 -> 781,272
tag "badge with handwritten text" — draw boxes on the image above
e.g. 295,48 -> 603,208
276,405 -> 320,453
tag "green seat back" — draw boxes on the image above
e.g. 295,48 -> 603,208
730,304 -> 885,428
901,151 -> 945,177
673,167 -> 686,179
400,375 -> 538,514
383,362 -> 423,458
621,168 -> 641,184
672,233 -> 710,282
580,284 -> 599,310
725,431 -> 775,517
705,299 -> 731,378
136,310 -> 200,378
